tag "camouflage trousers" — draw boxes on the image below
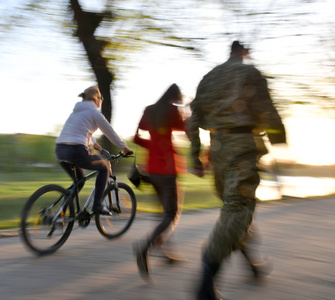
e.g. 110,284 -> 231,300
204,132 -> 260,266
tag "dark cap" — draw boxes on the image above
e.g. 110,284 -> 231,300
231,41 -> 248,53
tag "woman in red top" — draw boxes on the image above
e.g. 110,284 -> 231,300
133,83 -> 186,281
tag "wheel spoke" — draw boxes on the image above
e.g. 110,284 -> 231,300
20,185 -> 75,255
95,182 -> 136,239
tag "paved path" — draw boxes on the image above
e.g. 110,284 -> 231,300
1,197 -> 335,300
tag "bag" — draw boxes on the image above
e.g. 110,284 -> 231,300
128,136 -> 152,188
128,163 -> 141,188
127,152 -> 151,188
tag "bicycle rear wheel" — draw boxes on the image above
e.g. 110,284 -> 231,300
95,182 -> 136,239
20,184 -> 75,255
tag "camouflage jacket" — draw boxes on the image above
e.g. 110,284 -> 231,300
189,57 -> 286,169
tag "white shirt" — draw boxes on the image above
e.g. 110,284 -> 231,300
56,101 -> 126,149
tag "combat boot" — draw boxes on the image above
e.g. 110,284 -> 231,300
240,247 -> 273,278
196,257 -> 223,300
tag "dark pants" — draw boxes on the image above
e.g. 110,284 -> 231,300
55,144 -> 110,209
204,132 -> 259,266
146,174 -> 181,248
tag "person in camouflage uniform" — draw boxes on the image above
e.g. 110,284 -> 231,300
188,41 -> 286,300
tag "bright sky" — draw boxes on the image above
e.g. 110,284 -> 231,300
1,0 -> 335,165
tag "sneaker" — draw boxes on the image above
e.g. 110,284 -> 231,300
163,253 -> 189,264
133,242 -> 152,282
92,206 -> 112,217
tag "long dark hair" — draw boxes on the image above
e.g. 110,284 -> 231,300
147,83 -> 182,130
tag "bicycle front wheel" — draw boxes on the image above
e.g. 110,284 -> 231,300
95,182 -> 136,239
20,184 -> 75,255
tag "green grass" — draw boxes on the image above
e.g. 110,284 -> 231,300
0,172 -> 220,229
0,219 -> 21,230
126,173 -> 221,211
2,133 -> 333,231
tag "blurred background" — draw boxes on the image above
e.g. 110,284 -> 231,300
1,0 -> 335,227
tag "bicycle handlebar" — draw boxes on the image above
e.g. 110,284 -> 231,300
100,149 -> 134,160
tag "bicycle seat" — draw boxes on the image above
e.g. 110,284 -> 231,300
58,161 -> 79,180
58,160 -> 76,169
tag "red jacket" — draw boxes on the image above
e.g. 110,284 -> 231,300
134,104 -> 185,175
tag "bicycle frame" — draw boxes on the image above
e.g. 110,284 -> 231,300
20,149 -> 136,255
49,150 -> 130,227
50,168 -> 120,226
49,169 -> 96,224
81,173 -> 119,212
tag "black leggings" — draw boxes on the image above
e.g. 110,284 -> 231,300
146,174 -> 181,248
55,144 -> 110,209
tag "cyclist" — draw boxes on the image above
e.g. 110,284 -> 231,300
55,86 -> 132,216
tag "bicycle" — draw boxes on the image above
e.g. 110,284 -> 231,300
20,149 -> 137,256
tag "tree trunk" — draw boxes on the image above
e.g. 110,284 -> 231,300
69,0 -> 115,148
69,0 -> 113,123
